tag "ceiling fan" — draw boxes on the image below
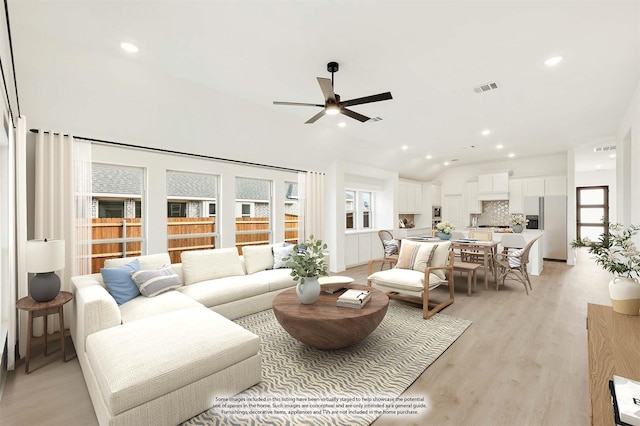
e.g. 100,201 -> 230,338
273,61 -> 392,124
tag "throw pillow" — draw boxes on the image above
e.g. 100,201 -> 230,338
131,266 -> 182,297
101,259 -> 141,305
242,245 -> 275,274
273,244 -> 295,269
383,239 -> 399,256
508,249 -> 524,267
395,240 -> 420,269
411,243 -> 440,273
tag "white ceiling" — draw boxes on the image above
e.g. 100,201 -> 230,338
8,1 -> 639,180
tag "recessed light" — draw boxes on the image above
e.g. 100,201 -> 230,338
481,129 -> 491,136
338,122 -> 346,128
508,153 -> 515,158
609,154 -> 616,159
544,56 -> 563,66
496,144 -> 504,149
120,42 -> 139,53
596,164 -> 602,169
425,155 -> 432,160
444,161 -> 450,166
401,145 -> 408,151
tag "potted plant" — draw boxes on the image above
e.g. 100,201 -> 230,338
509,214 -> 529,233
284,235 -> 329,304
571,223 -> 640,315
436,221 -> 455,240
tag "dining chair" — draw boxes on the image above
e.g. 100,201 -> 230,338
494,236 -> 540,294
460,230 -> 493,263
378,230 -> 399,270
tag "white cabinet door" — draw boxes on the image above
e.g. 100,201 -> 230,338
413,183 -> 423,213
345,235 -> 359,266
478,174 -> 493,193
492,172 -> 509,192
545,176 -> 567,196
523,178 -> 545,197
509,180 -> 524,213
371,234 -> 384,260
358,233 -> 372,264
443,194 -> 464,228
431,184 -> 442,206
398,181 -> 408,213
467,182 -> 482,214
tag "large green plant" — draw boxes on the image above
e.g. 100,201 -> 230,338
284,235 -> 329,284
571,223 -> 640,279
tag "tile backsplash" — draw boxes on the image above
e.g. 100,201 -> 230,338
477,200 -> 509,226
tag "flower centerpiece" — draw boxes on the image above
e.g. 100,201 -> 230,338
571,223 -> 640,315
436,221 -> 456,240
284,235 -> 329,304
509,214 -> 529,233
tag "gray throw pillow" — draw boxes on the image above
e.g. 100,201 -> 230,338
131,266 -> 181,297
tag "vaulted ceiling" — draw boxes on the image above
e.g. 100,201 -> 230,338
8,1 -> 639,180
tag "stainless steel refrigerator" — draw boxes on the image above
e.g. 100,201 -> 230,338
524,195 -> 567,261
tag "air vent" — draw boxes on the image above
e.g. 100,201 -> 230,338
368,117 -> 383,122
473,81 -> 500,94
593,145 -> 616,152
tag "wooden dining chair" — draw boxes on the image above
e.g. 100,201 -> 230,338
378,230 -> 399,270
494,237 -> 540,294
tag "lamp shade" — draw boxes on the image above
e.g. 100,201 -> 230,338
25,239 -> 65,273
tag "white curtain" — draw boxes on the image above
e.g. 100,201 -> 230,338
298,171 -> 325,241
23,131 -> 92,341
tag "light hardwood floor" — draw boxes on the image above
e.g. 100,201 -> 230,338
0,249 -> 612,426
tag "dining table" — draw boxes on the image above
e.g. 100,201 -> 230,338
406,236 -> 500,290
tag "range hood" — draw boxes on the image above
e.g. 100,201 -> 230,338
477,192 -> 509,201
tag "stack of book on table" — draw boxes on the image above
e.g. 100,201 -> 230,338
337,289 -> 371,309
609,375 -> 640,426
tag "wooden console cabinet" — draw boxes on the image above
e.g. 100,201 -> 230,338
587,303 -> 640,425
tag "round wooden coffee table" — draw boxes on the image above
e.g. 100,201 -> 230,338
272,284 -> 389,350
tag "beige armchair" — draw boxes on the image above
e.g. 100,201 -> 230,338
367,240 -> 454,319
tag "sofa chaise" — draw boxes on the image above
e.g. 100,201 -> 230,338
70,243 -> 298,426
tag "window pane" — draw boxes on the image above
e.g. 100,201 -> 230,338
92,164 -> 144,273
236,177 -> 271,252
363,211 -> 370,228
167,171 -> 218,264
285,182 -> 299,244
345,190 -> 355,211
580,189 -> 605,205
579,226 -> 605,242
346,212 -> 354,229
580,207 -> 605,224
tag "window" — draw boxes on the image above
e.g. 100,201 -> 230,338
346,189 -> 373,230
284,181 -> 299,244
236,177 -> 271,252
576,186 -> 609,242
166,171 -> 218,263
91,164 -> 144,272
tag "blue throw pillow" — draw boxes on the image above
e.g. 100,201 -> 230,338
101,259 -> 141,305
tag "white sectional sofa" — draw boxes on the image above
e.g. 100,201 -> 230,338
70,243 -> 297,426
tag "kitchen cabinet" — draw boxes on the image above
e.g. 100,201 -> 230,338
398,180 -> 423,213
477,171 -> 509,200
431,184 -> 441,207
345,234 -> 359,266
345,231 -> 384,267
545,176 -> 567,196
522,178 -> 545,197
508,180 -> 524,213
467,182 -> 482,214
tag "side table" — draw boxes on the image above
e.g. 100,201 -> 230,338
16,291 -> 74,373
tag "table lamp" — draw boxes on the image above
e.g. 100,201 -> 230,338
25,238 -> 65,302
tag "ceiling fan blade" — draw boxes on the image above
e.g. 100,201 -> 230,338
341,92 -> 393,107
273,101 -> 324,107
341,108 -> 371,123
317,77 -> 336,102
305,110 -> 326,124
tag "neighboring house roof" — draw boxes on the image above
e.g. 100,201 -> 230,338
236,177 -> 269,201
167,171 -> 217,198
92,164 -> 142,195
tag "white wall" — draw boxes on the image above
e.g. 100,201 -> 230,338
616,79 -> 640,225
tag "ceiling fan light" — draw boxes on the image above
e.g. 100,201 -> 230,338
325,104 -> 341,115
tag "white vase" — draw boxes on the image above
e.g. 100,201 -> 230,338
296,276 -> 321,304
512,224 -> 524,233
609,276 -> 640,315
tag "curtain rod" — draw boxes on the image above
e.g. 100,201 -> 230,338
29,129 -> 312,174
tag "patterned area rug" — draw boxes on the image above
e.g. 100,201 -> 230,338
183,301 -> 471,426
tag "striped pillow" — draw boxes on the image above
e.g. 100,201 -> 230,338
131,266 -> 182,297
